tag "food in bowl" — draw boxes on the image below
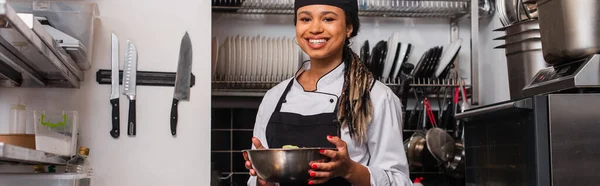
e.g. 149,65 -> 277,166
282,145 -> 299,149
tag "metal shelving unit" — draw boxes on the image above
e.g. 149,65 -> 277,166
0,143 -> 92,185
213,0 -> 470,18
0,1 -> 97,88
0,143 -> 69,165
211,0 -> 480,105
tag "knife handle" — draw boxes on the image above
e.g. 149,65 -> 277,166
170,98 -> 179,136
110,98 -> 120,138
128,99 -> 136,136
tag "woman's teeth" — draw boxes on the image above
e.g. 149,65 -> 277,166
309,39 -> 327,44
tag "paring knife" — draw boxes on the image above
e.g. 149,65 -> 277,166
110,33 -> 120,138
123,40 -> 138,136
171,32 -> 193,136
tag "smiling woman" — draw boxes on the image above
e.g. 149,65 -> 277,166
243,0 -> 412,186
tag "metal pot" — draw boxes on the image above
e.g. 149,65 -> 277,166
495,25 -> 548,100
507,49 -> 548,100
445,140 -> 465,178
499,0 -> 538,26
537,0 -> 600,64
405,131 -> 438,170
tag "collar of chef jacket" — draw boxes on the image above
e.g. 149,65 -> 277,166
292,61 -> 346,93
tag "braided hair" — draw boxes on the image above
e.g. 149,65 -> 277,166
337,10 -> 375,144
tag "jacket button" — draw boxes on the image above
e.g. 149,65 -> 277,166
329,99 -> 334,103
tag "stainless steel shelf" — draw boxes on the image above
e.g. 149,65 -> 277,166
212,77 -> 468,97
212,0 -> 470,18
0,1 -> 97,88
0,173 -> 90,180
0,143 -> 69,165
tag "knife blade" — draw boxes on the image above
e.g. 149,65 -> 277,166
171,32 -> 193,136
110,33 -> 120,138
123,40 -> 138,136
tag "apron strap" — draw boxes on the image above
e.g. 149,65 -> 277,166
274,79 -> 295,113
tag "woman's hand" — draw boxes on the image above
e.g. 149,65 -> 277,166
307,135 -> 361,185
243,137 -> 274,186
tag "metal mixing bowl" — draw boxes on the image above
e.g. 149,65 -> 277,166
243,148 -> 335,183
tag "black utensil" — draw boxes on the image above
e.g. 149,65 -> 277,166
360,40 -> 370,68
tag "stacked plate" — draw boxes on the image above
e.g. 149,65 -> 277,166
214,35 -> 302,82
363,32 -> 413,83
362,33 -> 462,83
412,38 -> 462,80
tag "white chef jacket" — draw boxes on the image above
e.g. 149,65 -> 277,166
247,61 -> 412,186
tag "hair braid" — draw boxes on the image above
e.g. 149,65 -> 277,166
338,40 -> 374,144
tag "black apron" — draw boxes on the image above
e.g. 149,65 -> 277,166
265,80 -> 352,186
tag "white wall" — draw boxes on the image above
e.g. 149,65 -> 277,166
0,0 -> 212,186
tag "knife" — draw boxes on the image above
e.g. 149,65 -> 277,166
123,40 -> 138,136
171,32 -> 193,136
110,33 -> 120,138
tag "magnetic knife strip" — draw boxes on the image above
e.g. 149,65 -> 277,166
96,69 -> 195,87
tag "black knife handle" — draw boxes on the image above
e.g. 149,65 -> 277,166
110,98 -> 120,138
128,99 -> 136,136
170,98 -> 179,136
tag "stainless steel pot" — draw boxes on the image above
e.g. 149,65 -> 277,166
537,0 -> 600,64
506,49 -> 548,99
495,22 -> 548,100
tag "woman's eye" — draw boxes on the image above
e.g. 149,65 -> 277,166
323,18 -> 335,22
299,18 -> 311,22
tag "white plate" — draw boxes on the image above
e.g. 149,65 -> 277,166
229,35 -> 235,79
211,37 -> 218,77
279,37 -> 285,79
217,37 -> 226,78
391,42 -> 409,80
268,37 -> 274,80
435,38 -> 463,78
281,37 -> 288,79
282,37 -> 289,79
262,37 -> 268,80
277,37 -> 283,81
288,37 -> 293,77
251,36 -> 257,80
241,36 -> 247,79
258,36 -> 264,81
226,36 -> 231,79
382,32 -> 400,81
236,35 -> 242,79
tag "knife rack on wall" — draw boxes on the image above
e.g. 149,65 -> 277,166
96,69 -> 196,87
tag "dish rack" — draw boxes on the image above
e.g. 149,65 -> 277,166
213,0 -> 471,18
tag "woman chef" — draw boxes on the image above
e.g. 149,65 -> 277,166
243,0 -> 412,185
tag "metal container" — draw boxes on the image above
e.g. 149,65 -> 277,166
537,0 -> 600,64
494,29 -> 540,44
506,49 -> 548,99
495,21 -> 548,100
243,148 -> 332,183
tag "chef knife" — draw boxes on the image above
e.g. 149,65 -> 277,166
123,40 -> 138,136
110,33 -> 120,138
171,32 -> 193,136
